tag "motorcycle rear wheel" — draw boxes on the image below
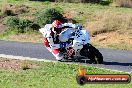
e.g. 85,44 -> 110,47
81,44 -> 103,64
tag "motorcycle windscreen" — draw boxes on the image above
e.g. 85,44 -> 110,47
59,28 -> 75,42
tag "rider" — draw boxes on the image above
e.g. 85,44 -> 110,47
39,20 -> 82,61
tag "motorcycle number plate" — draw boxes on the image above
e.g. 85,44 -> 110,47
60,42 -> 67,48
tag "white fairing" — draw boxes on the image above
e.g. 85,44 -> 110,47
39,23 -> 77,49
39,24 -> 60,49
72,29 -> 90,51
59,28 -> 90,52
39,24 -> 52,37
59,28 -> 75,42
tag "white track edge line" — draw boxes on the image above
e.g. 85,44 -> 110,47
67,62 -> 131,74
93,66 -> 131,74
0,54 -> 57,62
0,54 -> 131,74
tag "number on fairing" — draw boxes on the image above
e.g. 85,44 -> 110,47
60,42 -> 67,48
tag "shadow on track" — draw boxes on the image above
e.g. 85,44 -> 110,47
61,58 -> 132,67
103,61 -> 132,66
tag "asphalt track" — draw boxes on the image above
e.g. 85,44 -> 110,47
0,40 -> 132,73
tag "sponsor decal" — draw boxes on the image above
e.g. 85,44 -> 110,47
76,66 -> 131,85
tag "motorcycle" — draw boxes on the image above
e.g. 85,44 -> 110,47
58,28 -> 103,64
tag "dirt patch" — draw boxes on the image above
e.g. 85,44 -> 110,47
63,11 -> 73,19
63,11 -> 77,23
85,12 -> 132,36
2,4 -> 30,16
0,58 -> 39,70
0,24 -> 7,33
112,0 -> 132,8
91,32 -> 132,49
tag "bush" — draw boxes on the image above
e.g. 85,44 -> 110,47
5,16 -> 19,29
18,19 -> 32,29
5,17 -> 33,33
18,19 -> 33,33
100,0 -> 112,5
35,8 -> 64,27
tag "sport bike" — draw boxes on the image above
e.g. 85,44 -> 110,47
59,28 -> 103,64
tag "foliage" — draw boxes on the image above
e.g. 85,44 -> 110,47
5,16 -> 19,29
5,16 -> 33,33
100,0 -> 112,5
18,19 -> 32,29
34,7 -> 64,27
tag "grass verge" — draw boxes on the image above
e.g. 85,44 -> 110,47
0,58 -> 131,88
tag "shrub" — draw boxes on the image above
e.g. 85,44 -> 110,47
18,19 -> 33,33
35,8 -> 64,27
5,16 -> 33,33
100,0 -> 112,5
5,16 -> 19,29
18,19 -> 32,29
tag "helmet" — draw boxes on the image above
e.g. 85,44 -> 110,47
52,20 -> 62,28
52,20 -> 62,33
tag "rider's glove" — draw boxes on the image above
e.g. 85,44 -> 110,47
75,25 -> 82,30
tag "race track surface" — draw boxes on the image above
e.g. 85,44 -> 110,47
0,40 -> 132,73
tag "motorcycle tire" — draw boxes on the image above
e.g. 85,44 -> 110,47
83,44 -> 103,64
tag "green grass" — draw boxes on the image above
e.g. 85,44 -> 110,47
0,30 -> 18,39
0,59 -> 131,88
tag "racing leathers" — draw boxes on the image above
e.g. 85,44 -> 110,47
39,23 -> 78,61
